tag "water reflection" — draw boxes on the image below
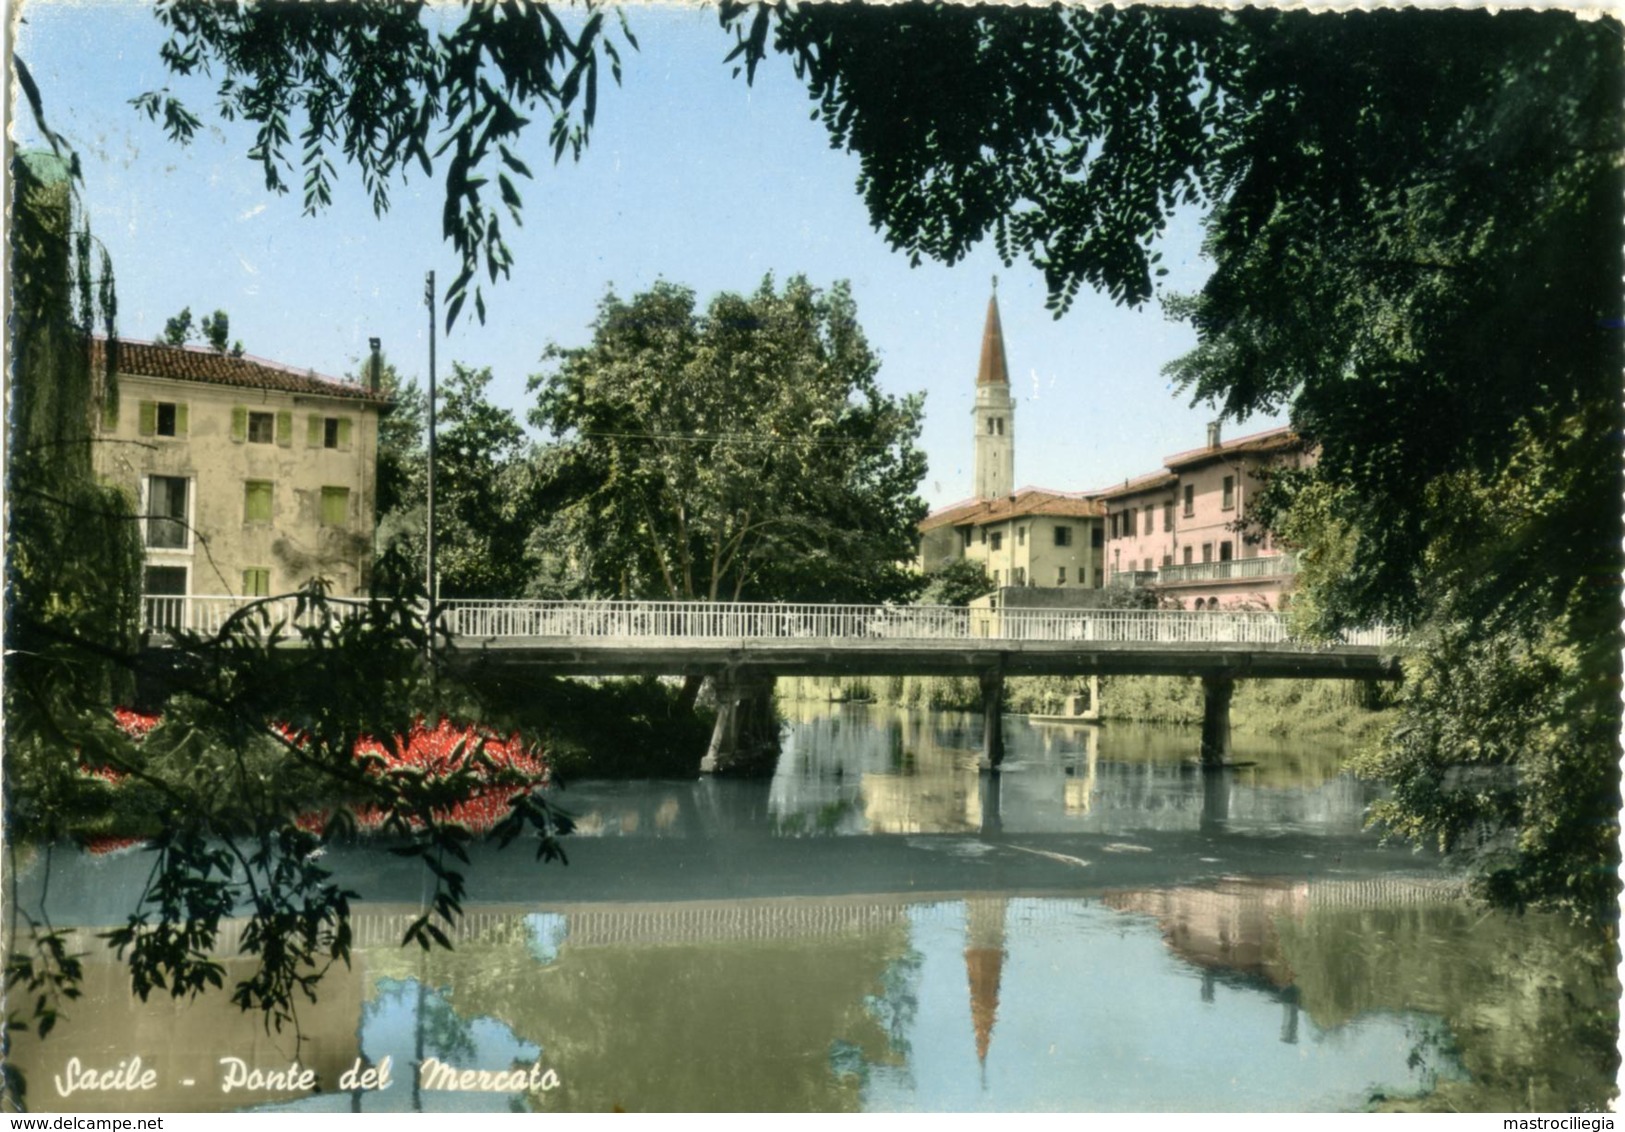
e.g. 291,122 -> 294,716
5,706 -> 1615,1112
24,878 -> 1593,1112
768,704 -> 1372,839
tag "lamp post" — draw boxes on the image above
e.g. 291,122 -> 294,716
424,272 -> 438,646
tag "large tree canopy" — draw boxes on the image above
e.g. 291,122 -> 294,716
530,275 -> 927,605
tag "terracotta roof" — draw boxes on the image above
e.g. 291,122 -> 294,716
1094,469 -> 1179,501
93,338 -> 390,405
1163,426 -> 1302,470
919,488 -> 1103,532
976,293 -> 1010,387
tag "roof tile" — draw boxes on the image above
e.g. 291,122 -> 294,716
93,338 -> 390,405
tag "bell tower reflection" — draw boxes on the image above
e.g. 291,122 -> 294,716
963,897 -> 1009,1085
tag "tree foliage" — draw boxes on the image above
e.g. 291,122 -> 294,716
921,558 -> 991,608
1157,12 -> 1623,915
5,152 -> 142,1097
372,363 -> 540,600
530,275 -> 927,604
159,305 -> 244,355
134,0 -> 638,331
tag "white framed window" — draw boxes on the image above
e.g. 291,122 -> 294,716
143,474 -> 191,550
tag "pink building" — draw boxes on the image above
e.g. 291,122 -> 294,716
1100,424 -> 1311,610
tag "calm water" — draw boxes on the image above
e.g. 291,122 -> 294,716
7,704 -> 1618,1112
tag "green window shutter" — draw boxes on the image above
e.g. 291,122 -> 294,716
139,400 -> 157,436
174,403 -> 189,436
231,406 -> 248,442
308,414 -> 323,447
337,418 -> 353,450
321,486 -> 349,526
242,568 -> 270,597
276,410 -> 293,447
244,481 -> 272,523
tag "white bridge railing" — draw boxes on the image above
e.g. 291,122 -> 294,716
142,596 -> 1396,649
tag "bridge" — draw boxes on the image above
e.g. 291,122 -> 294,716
142,596 -> 1402,768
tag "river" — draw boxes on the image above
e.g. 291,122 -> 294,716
5,703 -> 1618,1112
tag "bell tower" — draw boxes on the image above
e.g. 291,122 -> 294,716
973,282 -> 1015,500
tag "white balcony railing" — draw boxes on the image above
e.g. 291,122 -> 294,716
1157,554 -> 1300,585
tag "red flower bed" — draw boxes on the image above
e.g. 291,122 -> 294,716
347,718 -> 549,835
112,708 -> 161,741
85,714 -> 550,840
84,834 -> 148,857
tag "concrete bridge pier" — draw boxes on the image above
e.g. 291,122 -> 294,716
1199,674 -> 1234,767
980,670 -> 1005,768
701,672 -> 780,777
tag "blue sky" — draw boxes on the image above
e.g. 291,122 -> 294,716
15,0 -> 1287,509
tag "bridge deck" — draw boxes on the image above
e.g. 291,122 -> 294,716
140,597 -> 1402,680
452,636 -> 1399,679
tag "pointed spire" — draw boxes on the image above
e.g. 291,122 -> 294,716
976,289 -> 1010,387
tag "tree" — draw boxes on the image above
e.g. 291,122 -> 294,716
372,363 -> 540,600
1153,12 -> 1622,917
435,365 -> 541,599
529,275 -> 927,606
921,559 -> 992,608
158,305 -> 244,355
5,153 -> 142,1080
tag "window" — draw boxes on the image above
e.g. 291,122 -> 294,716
980,528 -> 987,546
1220,541 -> 1233,562
1202,543 -> 1213,564
145,475 -> 188,548
1163,502 -> 1173,532
1057,566 -> 1067,585
1017,526 -> 1026,547
321,486 -> 350,527
961,528 -> 973,550
994,417 -> 1004,436
139,401 -> 187,438
243,568 -> 271,597
235,407 -> 292,446
1143,508 -> 1153,537
1163,554 -> 1173,567
991,532 -> 1003,552
1054,525 -> 1072,547
1013,567 -> 1026,586
1183,484 -> 1195,517
1183,546 -> 1193,566
1110,513 -> 1120,539
1091,527 -> 1103,549
248,411 -> 275,444
244,481 -> 272,523
144,566 -> 187,595
1222,475 -> 1235,511
309,414 -> 354,450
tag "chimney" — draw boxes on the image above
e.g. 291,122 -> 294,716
1206,420 -> 1222,448
368,337 -> 382,393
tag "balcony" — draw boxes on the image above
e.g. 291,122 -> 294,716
1107,569 -> 1160,588
1158,554 -> 1299,585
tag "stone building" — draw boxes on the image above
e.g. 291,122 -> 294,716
917,289 -> 1105,591
92,339 -> 390,606
1100,424 -> 1310,610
